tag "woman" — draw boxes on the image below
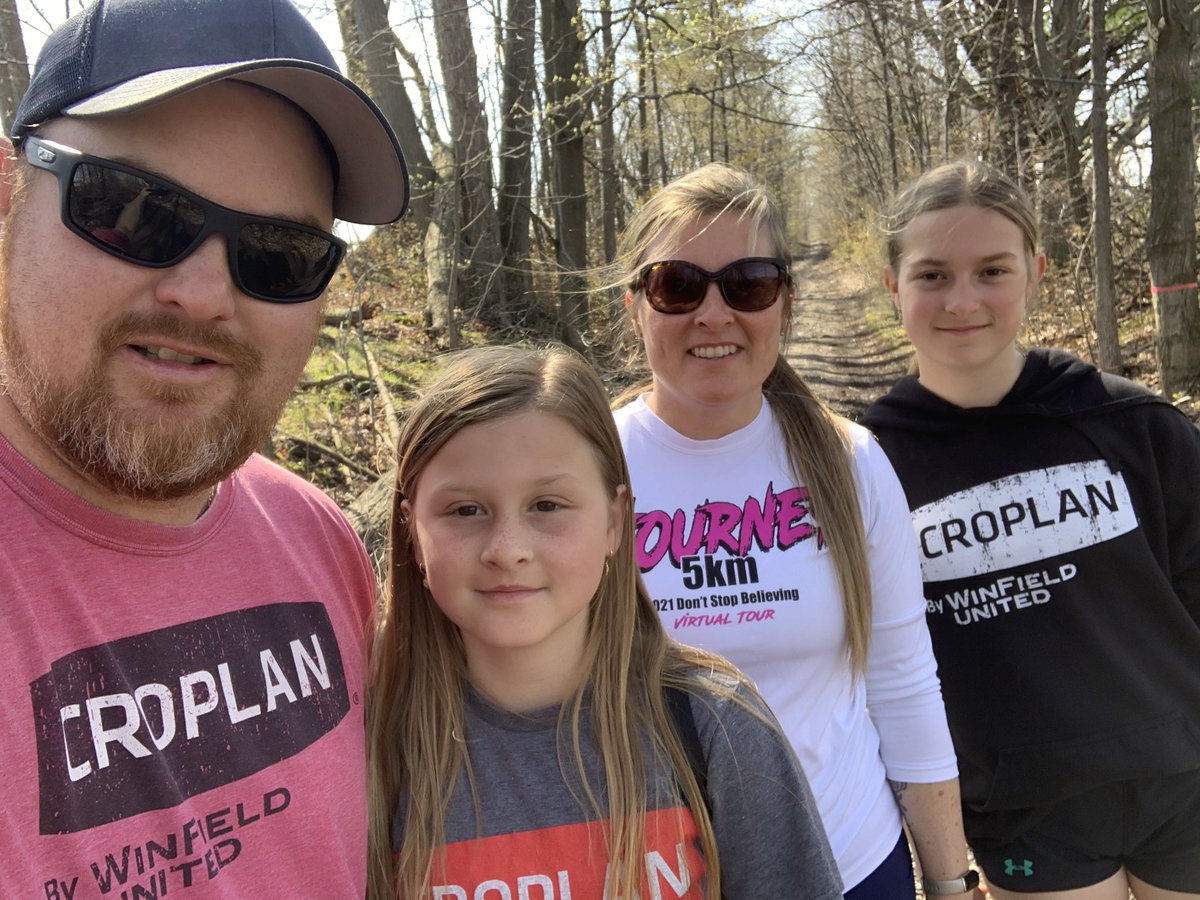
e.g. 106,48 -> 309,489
367,345 -> 842,899
613,163 -> 979,899
862,161 -> 1200,899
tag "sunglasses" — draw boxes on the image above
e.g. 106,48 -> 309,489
635,257 -> 790,314
23,136 -> 346,303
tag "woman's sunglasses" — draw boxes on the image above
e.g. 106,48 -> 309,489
23,136 -> 347,304
634,257 -> 790,314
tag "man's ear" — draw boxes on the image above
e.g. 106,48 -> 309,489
0,137 -> 21,221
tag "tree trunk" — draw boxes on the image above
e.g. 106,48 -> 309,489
542,0 -> 589,350
0,0 -> 28,135
352,0 -> 434,230
1031,0 -> 1089,264
860,2 -> 901,191
497,0 -> 536,305
1090,0 -> 1120,372
433,0 -> 506,324
938,0 -> 964,157
635,14 -> 651,194
598,0 -> 620,263
424,144 -> 459,347
332,0 -> 367,86
992,0 -> 1031,177
1146,0 -> 1200,395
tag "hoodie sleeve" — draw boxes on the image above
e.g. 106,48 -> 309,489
1149,404 -> 1200,626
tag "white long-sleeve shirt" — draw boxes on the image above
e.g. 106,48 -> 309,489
616,395 -> 957,890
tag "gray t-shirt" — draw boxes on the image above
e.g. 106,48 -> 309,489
394,670 -> 843,898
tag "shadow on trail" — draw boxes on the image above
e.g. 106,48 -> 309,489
785,259 -> 913,420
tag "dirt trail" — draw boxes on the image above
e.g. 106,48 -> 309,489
784,252 -> 913,419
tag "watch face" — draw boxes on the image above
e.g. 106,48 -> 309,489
964,870 -> 981,890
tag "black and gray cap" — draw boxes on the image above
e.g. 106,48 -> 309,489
11,0 -> 408,225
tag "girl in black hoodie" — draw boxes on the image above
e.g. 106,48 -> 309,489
862,162 -> 1200,900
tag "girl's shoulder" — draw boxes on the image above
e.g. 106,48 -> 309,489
667,659 -> 776,739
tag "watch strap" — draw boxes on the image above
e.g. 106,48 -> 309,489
922,869 -> 980,895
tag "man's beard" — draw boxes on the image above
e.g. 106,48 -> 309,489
1,301 -> 276,503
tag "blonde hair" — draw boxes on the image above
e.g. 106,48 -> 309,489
882,160 -> 1040,271
367,344 -> 756,899
615,163 -> 872,676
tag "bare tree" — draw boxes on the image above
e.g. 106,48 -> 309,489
332,0 -> 367,85
0,0 -> 28,134
1146,0 -> 1200,395
350,0 -> 435,229
433,0 -> 505,324
1030,0 -> 1090,263
596,0 -> 621,263
952,0 -> 1040,179
497,0 -> 536,305
543,0 -> 589,349
1090,0 -> 1120,371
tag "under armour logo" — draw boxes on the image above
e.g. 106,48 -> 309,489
1004,858 -> 1034,877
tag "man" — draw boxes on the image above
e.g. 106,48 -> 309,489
0,1 -> 407,896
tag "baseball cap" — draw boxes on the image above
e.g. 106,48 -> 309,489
11,0 -> 408,225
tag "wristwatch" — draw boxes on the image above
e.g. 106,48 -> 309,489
922,870 -> 980,895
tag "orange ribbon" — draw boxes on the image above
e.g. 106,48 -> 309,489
1150,282 -> 1199,294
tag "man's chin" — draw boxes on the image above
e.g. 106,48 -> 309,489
2,333 -> 279,504
47,406 -> 268,503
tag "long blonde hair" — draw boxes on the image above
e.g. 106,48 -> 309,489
367,344 -> 752,899
615,163 -> 872,676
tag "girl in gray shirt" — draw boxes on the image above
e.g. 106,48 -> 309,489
367,345 -> 842,900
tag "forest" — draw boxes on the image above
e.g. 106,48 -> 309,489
0,0 -> 1197,519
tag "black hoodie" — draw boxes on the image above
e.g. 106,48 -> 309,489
862,349 -> 1200,845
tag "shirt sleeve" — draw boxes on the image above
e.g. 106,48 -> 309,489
856,431 -> 959,782
691,679 -> 844,898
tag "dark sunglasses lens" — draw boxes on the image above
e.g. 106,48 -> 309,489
722,261 -> 783,310
237,224 -> 341,301
68,164 -> 202,263
645,262 -> 707,312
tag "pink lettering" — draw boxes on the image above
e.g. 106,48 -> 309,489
670,508 -> 708,562
776,487 -> 817,548
700,501 -> 741,555
635,483 -> 819,570
636,510 -> 673,569
740,485 -> 777,555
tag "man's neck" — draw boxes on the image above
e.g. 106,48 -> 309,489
0,392 -> 217,526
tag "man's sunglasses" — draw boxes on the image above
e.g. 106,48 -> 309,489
23,136 -> 346,303
634,257 -> 790,314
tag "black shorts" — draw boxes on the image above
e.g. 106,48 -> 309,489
973,768 -> 1200,893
